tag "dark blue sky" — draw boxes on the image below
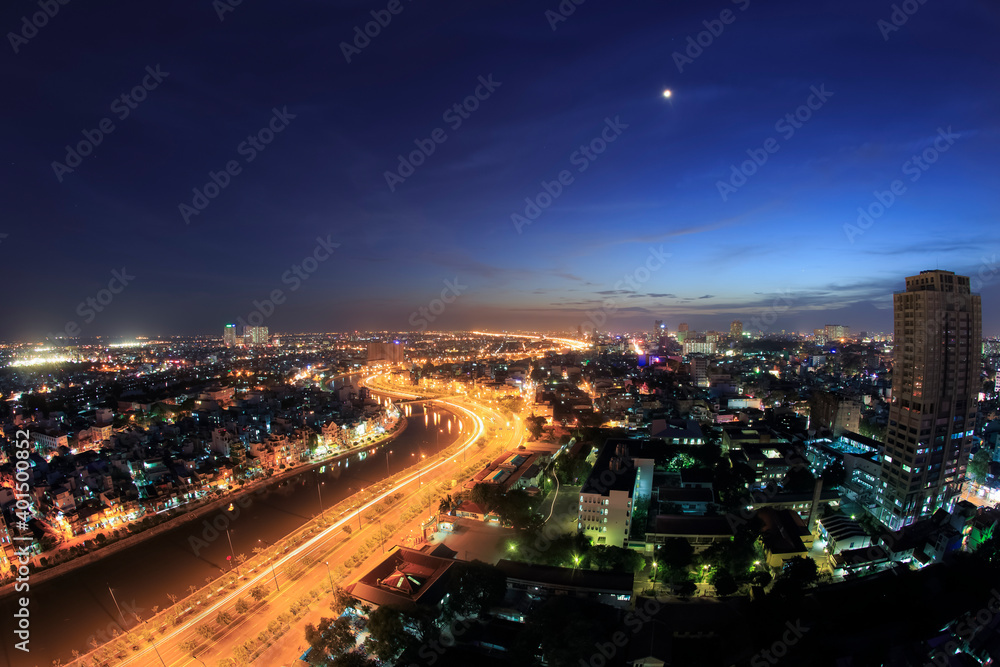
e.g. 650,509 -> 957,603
3,0 -> 999,340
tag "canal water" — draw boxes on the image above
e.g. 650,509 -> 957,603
0,385 -> 461,667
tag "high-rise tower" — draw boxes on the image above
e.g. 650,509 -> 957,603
877,270 -> 981,530
223,323 -> 237,347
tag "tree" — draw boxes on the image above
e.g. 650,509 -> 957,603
673,577 -> 697,597
494,488 -> 540,530
234,597 -> 250,614
249,584 -> 269,602
710,567 -> 738,596
783,556 -> 818,586
444,560 -> 507,617
972,529 -> 1000,569
554,449 -> 591,485
233,642 -> 255,665
216,610 -> 233,626
195,624 -> 214,640
630,494 -> 649,540
660,537 -> 693,571
330,586 -> 358,616
525,414 -> 546,441
330,654 -> 378,667
305,616 -> 355,662
469,483 -> 503,514
364,606 -> 412,661
498,396 -> 524,416
770,556 -> 818,598
512,595 -> 613,667
969,448 -> 991,484
585,545 -> 645,574
438,494 -> 454,514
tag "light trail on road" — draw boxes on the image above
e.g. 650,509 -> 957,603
117,391 -> 488,666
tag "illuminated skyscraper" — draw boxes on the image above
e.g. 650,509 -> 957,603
223,323 -> 237,347
367,341 -> 404,364
244,326 -> 269,345
877,270 -> 981,530
824,324 -> 850,341
731,320 -> 743,338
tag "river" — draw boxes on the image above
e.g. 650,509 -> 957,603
0,381 -> 461,667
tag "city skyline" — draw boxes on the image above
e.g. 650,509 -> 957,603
2,1 -> 999,340
5,2 -> 1000,665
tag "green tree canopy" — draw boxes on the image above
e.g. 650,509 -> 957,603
585,545 -> 646,574
444,560 -> 507,617
660,537 -> 693,571
769,556 -> 818,599
969,448 -> 991,485
363,605 -> 436,662
710,567 -> 739,596
512,596 -> 616,667
363,606 -> 409,662
305,616 -> 355,664
525,414 -> 546,440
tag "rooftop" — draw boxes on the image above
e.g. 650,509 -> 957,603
580,439 -> 658,495
651,515 -> 734,536
344,546 -> 456,610
495,559 -> 633,594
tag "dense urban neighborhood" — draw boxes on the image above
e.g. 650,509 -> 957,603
3,305 -> 1000,665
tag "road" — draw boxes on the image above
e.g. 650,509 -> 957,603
91,378 -> 524,666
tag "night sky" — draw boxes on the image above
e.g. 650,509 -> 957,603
3,0 -> 999,341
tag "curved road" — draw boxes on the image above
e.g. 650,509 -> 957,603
104,382 -> 523,666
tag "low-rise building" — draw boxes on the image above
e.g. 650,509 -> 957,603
758,507 -> 814,568
578,440 -> 656,547
649,419 -> 704,445
465,450 -> 544,493
817,515 -> 871,554
495,559 -> 634,610
344,545 -> 456,612
731,445 -> 792,487
644,515 -> 733,553
657,486 -> 714,515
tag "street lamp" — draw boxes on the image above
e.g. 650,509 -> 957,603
325,560 -> 334,592
108,583 -> 128,631
257,539 -> 280,591
226,528 -> 240,576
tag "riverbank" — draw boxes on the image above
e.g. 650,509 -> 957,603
0,416 -> 408,601
58,403 -> 477,667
